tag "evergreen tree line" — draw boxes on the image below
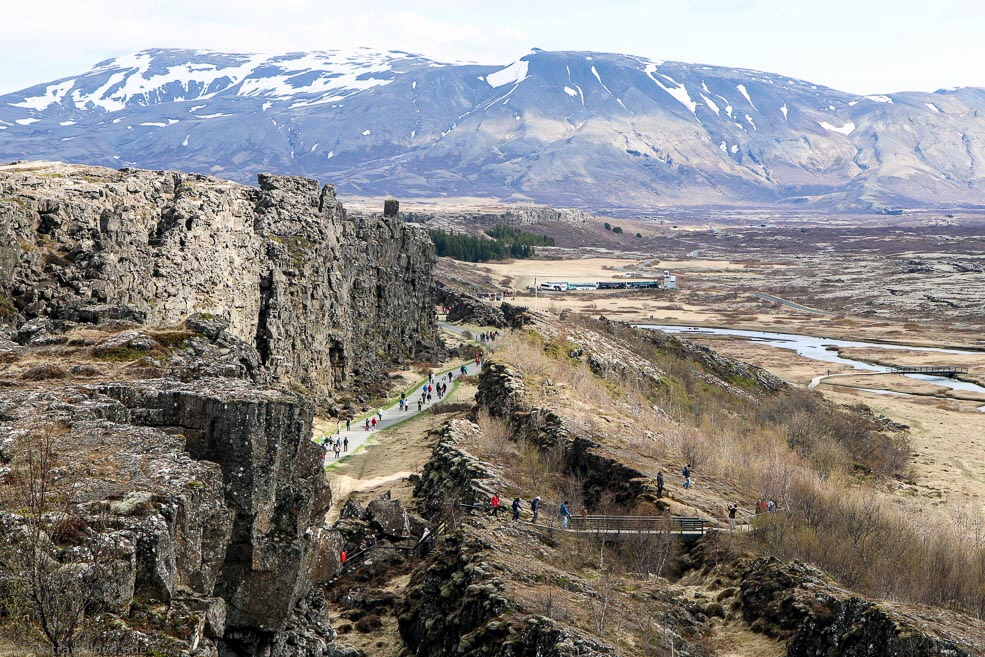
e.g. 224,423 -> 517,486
427,227 -> 542,262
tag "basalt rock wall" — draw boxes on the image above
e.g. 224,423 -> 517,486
98,378 -> 333,653
0,163 -> 438,401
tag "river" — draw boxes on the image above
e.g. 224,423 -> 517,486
637,325 -> 985,406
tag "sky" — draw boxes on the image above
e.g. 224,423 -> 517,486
2,0 -> 984,95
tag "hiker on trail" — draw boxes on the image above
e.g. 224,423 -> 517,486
491,494 -> 501,516
333,443 -> 341,458
559,501 -> 572,529
340,549 -> 347,564
657,471 -> 664,498
426,392 -> 432,403
767,499 -> 776,514
531,496 -> 541,524
371,417 -> 377,430
417,400 -> 422,412
377,409 -> 383,422
448,372 -> 453,382
429,372 -> 434,384
727,502 -> 738,531
461,364 -> 467,375
365,418 -> 370,431
511,497 -> 521,521
343,436 -> 349,452
346,418 -> 351,432
682,464 -> 692,489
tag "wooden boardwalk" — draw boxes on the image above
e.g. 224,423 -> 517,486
890,365 -> 968,377
555,515 -> 711,542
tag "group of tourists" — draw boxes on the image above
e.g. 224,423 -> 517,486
363,408 -> 384,431
488,494 -> 575,527
478,330 -> 499,343
755,498 -> 778,514
321,433 -> 349,459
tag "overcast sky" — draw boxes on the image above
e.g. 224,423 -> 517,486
2,0 -> 983,95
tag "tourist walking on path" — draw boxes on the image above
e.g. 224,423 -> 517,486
511,498 -> 521,521
727,502 -> 738,531
682,464 -> 692,489
657,471 -> 664,498
531,496 -> 541,524
343,436 -> 349,452
346,418 -> 351,432
371,417 -> 377,431
491,493 -> 501,516
365,418 -> 370,431
559,501 -> 572,529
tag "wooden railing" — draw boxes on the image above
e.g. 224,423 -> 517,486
891,365 -> 968,376
566,515 -> 708,535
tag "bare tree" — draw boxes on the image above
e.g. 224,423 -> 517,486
589,568 -> 614,638
0,416 -> 99,653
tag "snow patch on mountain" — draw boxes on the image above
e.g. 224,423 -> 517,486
645,63 -> 697,114
487,59 -> 528,88
12,79 -> 75,110
818,120 -> 856,135
736,84 -> 757,110
865,95 -> 893,103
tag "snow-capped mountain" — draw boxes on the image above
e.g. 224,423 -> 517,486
3,47 -> 985,210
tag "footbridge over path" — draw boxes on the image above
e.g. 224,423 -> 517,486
536,515 -> 715,543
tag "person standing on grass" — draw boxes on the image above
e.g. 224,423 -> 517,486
559,501 -> 572,529
531,496 -> 541,524
727,502 -> 737,531
491,493 -> 501,516
657,471 -> 664,498
512,497 -> 521,521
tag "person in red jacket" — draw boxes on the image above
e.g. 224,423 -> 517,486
491,493 -> 501,516
340,549 -> 347,564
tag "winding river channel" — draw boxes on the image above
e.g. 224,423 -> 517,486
637,325 -> 985,405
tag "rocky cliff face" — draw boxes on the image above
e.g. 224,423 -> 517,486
0,374 -> 335,656
98,378 -> 332,654
741,558 -> 980,657
0,161 -> 439,402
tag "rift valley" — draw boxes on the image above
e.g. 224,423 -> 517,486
0,160 -> 983,657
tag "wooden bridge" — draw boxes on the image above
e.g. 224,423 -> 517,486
562,515 -> 710,543
890,365 -> 968,377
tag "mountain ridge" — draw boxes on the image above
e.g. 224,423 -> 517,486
3,47 -> 985,210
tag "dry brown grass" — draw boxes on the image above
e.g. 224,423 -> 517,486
481,319 -> 985,617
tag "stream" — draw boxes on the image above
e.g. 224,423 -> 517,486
637,325 -> 985,409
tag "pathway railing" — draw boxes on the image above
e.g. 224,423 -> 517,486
891,365 -> 968,376
566,515 -> 708,535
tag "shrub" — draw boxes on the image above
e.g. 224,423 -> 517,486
355,614 -> 383,633
20,364 -> 68,381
